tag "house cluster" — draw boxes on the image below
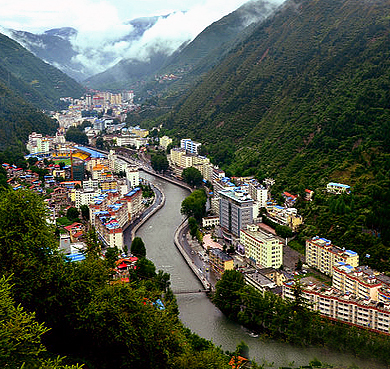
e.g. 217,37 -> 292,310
283,236 -> 390,334
89,187 -> 143,250
17,132 -> 146,253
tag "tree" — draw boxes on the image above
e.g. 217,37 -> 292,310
213,270 -> 245,319
275,224 -> 293,239
181,189 -> 207,222
151,153 -> 169,172
105,246 -> 120,269
182,167 -> 203,187
65,126 -> 88,145
0,190 -> 60,310
0,275 -> 48,368
131,237 -> 146,258
80,204 -> 90,221
66,207 -> 80,222
27,156 -> 38,167
136,257 -> 156,279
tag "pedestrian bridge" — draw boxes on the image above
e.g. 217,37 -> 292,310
172,289 -> 210,295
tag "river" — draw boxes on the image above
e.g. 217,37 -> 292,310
124,172 -> 385,369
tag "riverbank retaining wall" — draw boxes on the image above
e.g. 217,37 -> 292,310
173,219 -> 211,291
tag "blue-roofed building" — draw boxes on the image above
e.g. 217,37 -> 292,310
75,146 -> 106,159
327,182 -> 351,194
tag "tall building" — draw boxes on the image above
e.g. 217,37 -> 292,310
240,224 -> 283,268
305,236 -> 359,276
180,138 -> 201,155
219,189 -> 253,238
247,179 -> 268,207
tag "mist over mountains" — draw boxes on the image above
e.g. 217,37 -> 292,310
1,0 -> 281,86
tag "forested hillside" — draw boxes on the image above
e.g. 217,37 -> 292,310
0,79 -> 58,157
0,32 -> 84,110
157,0 -> 390,269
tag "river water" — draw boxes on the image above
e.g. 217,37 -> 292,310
125,172 -> 385,369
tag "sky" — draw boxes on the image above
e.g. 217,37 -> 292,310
0,0 -> 253,33
0,0 -> 283,76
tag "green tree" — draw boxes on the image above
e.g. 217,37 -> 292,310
0,275 -> 49,368
66,207 -> 80,222
65,126 -> 88,145
136,257 -> 156,280
275,224 -> 293,239
182,167 -> 203,187
80,204 -> 90,221
105,246 -> 120,269
181,189 -> 207,222
0,190 -> 60,310
131,237 -> 146,258
213,270 -> 245,319
150,153 -> 169,172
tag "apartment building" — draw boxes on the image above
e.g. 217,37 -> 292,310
74,188 -> 101,209
94,211 -> 124,250
159,136 -> 172,150
123,187 -> 143,221
209,248 -> 234,275
243,269 -> 277,293
219,189 -> 254,238
305,236 -> 359,276
180,138 -> 201,155
283,280 -> 390,334
202,216 -> 220,228
266,205 -> 303,231
26,132 -> 51,155
125,165 -> 139,188
240,224 -> 283,268
333,263 -> 382,300
247,179 -> 268,207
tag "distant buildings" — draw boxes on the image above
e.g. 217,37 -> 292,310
159,136 -> 172,150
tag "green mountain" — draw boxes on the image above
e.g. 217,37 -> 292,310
164,0 -> 390,184
0,79 -> 58,155
0,32 -> 84,157
0,32 -> 84,110
157,0 -> 390,268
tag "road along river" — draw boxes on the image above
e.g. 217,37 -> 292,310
124,172 -> 385,368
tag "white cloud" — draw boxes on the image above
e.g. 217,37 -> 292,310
0,0 -> 284,76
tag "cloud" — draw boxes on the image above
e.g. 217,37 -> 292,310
70,0 -> 270,73
1,0 -> 285,77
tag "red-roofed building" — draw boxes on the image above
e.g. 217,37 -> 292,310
305,189 -> 314,201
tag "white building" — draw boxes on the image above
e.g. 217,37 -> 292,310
26,132 -> 51,155
180,138 -> 201,155
74,188 -> 101,209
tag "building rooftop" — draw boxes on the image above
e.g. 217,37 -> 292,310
218,189 -> 254,203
